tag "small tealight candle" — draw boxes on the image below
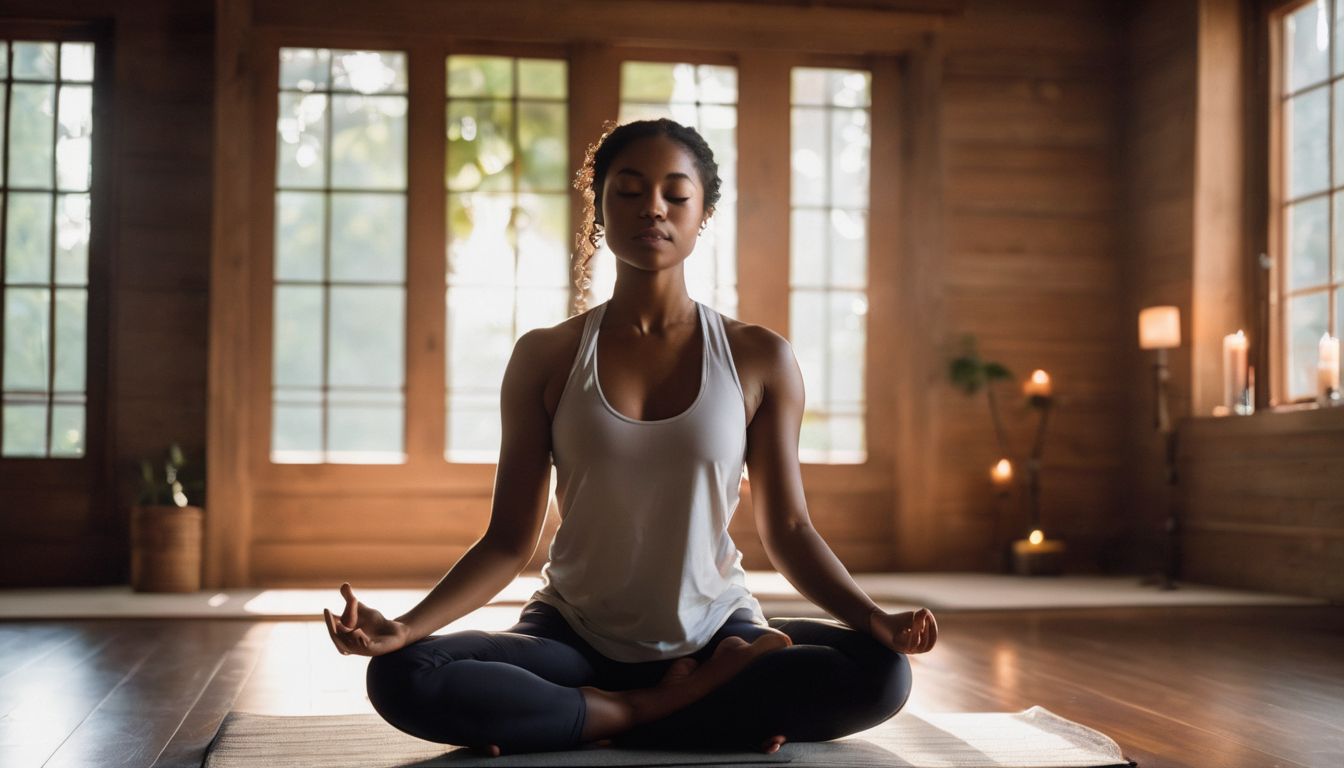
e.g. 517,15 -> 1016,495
1023,370 -> 1052,398
991,459 -> 1013,488
1222,331 -> 1248,412
1320,332 -> 1341,400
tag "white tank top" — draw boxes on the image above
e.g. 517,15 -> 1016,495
528,298 -> 767,662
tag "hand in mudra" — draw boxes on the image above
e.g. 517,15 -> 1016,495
323,582 -> 411,657
869,607 -> 938,655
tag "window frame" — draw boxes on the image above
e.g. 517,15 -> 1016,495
0,19 -> 111,483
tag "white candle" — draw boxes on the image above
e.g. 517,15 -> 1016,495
1222,331 -> 1248,410
1320,332 -> 1341,397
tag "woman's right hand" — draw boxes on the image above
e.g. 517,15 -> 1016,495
323,582 -> 412,657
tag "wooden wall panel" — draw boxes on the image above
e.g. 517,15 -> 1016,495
0,0 -> 214,587
930,0 -> 1127,572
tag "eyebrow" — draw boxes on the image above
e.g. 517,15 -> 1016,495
614,168 -> 698,185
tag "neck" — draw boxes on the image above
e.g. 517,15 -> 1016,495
604,269 -> 696,336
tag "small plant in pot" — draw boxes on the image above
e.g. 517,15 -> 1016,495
131,443 -> 205,593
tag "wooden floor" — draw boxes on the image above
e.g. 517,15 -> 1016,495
0,605 -> 1340,768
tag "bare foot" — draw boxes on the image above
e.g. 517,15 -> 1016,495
580,630 -> 792,743
760,734 -> 787,754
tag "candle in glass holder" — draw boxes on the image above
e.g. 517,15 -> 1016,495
1023,370 -> 1052,398
1222,331 -> 1248,412
991,459 -> 1013,489
1321,332 -> 1341,401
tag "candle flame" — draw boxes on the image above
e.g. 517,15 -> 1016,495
992,458 -> 1013,481
1028,529 -> 1045,545
1031,370 -> 1049,385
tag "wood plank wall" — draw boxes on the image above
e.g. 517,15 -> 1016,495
929,0 -> 1129,571
0,0 -> 214,586
1122,0 -> 1199,576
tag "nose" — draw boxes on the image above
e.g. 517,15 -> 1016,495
640,192 -> 666,221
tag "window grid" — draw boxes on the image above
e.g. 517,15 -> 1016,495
789,67 -> 869,464
2,40 -> 92,459
445,55 -> 570,462
272,48 -> 409,464
1279,0 -> 1344,402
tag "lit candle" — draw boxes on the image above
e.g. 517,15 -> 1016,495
1321,332 -> 1341,398
1028,529 -> 1045,545
1023,370 -> 1052,398
1222,331 -> 1248,411
991,459 -> 1013,488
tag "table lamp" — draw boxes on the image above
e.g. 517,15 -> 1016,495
1138,305 -> 1181,589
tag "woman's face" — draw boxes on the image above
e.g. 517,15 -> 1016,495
600,134 -> 708,270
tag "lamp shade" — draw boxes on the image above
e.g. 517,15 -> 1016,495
1139,305 -> 1181,349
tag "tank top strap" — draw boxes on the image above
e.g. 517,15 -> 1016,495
700,302 -> 744,400
565,300 -> 607,386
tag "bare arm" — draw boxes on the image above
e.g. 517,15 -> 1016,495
745,328 -> 937,653
393,329 -> 556,643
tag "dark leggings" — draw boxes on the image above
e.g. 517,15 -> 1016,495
365,602 -> 912,754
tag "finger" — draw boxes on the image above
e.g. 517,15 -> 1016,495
353,628 -> 372,647
341,583 -> 358,627
323,609 -> 351,655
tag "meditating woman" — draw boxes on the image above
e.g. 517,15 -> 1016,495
322,118 -> 938,756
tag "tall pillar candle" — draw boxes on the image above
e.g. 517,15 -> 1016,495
1320,332 -> 1341,401
1222,331 -> 1248,412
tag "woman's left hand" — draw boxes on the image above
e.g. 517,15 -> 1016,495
868,607 -> 938,654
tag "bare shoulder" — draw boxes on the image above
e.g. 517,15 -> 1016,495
722,316 -> 795,377
512,308 -> 595,419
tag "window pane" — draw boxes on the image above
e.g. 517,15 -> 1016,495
1287,292 -> 1329,400
447,99 -> 514,192
2,404 -> 46,457
515,193 -> 570,288
1287,197 -> 1329,291
56,85 -> 92,191
12,42 -> 56,79
6,192 -> 53,283
447,55 -> 513,98
791,208 -> 827,286
332,50 -> 407,95
791,107 -> 827,207
50,402 -> 84,457
447,286 -> 513,392
276,93 -> 327,189
518,101 -> 567,191
518,59 -> 566,99
275,191 -> 325,281
272,398 -> 322,463
280,47 -> 330,91
621,61 -> 682,102
9,84 -> 55,188
3,288 -> 49,390
273,286 -> 324,388
790,290 -> 827,405
1287,0 -> 1330,91
830,208 -> 867,288
831,109 -> 870,209
448,192 -> 516,286
1287,88 -> 1329,199
446,392 -> 498,462
328,394 -> 404,461
61,43 -> 95,83
53,288 -> 86,391
55,193 -> 90,285
829,291 -> 867,406
330,192 -> 405,282
328,286 -> 404,389
330,94 -> 407,190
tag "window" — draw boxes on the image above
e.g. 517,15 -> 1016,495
789,67 -> 870,463
2,40 -> 95,458
587,61 -> 739,317
1278,0 -> 1344,402
446,55 -> 569,461
271,48 -> 409,463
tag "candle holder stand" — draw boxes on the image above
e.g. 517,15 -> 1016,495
1140,348 -> 1181,590
1010,393 -> 1066,576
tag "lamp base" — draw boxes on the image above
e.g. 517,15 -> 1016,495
1011,538 -> 1066,576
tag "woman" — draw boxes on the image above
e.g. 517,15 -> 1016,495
323,118 -> 938,757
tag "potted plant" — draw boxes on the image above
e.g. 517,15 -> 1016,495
130,443 -> 205,592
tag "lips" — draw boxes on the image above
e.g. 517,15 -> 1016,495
634,228 -> 670,241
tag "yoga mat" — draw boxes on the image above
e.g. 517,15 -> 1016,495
203,706 -> 1135,767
